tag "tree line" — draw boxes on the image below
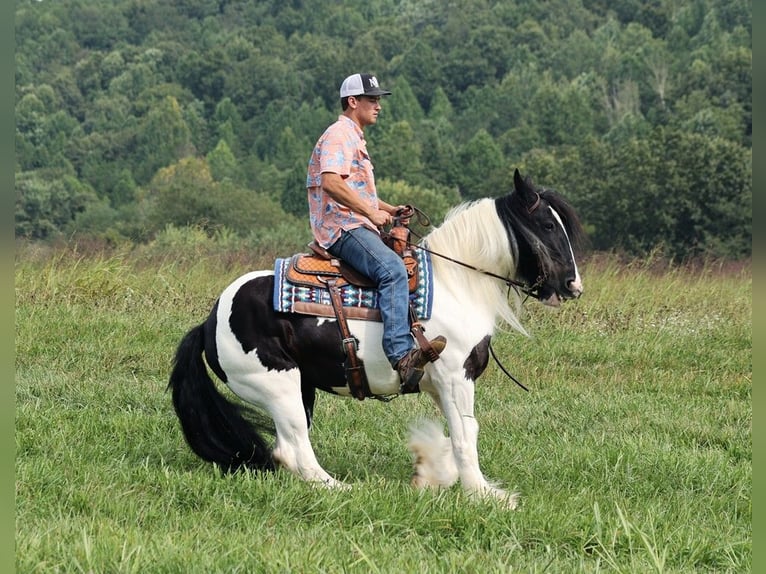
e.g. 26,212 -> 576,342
15,0 -> 751,259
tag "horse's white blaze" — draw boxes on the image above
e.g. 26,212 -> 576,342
550,206 -> 583,296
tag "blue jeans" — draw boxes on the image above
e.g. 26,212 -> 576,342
327,227 -> 412,366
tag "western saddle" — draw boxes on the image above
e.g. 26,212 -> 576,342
284,214 -> 438,400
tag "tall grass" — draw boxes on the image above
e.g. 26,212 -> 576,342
15,244 -> 751,573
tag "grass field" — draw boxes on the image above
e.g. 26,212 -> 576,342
15,244 -> 751,573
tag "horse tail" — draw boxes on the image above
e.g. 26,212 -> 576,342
167,324 -> 275,473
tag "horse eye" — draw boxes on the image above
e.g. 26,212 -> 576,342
544,221 -> 555,231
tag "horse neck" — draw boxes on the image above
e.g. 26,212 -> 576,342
424,200 -> 528,335
426,200 -> 514,275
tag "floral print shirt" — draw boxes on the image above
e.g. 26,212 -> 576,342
306,115 -> 379,248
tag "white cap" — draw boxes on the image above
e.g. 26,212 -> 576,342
339,73 -> 392,98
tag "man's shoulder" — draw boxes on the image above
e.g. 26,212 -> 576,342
320,118 -> 359,144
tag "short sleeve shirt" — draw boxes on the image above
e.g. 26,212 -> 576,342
306,115 -> 380,248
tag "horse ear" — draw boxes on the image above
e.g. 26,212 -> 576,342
512,169 -> 537,208
513,168 -> 523,191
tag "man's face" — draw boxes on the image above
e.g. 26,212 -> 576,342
350,95 -> 382,127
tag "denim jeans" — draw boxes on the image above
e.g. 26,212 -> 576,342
327,226 -> 412,366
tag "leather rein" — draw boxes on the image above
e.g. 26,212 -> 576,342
393,205 -> 547,302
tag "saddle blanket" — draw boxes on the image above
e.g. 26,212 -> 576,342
273,248 -> 434,321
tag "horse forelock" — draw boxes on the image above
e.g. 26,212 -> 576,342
538,189 -> 585,252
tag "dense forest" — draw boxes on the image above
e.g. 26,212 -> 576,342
15,0 -> 751,259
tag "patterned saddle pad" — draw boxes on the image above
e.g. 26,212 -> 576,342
273,248 -> 433,321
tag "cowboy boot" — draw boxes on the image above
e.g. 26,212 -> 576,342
396,336 -> 447,392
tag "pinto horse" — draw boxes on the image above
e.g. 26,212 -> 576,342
168,169 -> 584,508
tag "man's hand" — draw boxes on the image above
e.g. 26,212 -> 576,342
368,209 -> 393,227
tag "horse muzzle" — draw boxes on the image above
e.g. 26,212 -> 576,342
566,277 -> 583,299
539,278 -> 582,307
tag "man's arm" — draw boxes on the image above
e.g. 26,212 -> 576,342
321,172 -> 393,227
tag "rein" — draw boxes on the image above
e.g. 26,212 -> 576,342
407,238 -> 544,300
391,205 -> 546,300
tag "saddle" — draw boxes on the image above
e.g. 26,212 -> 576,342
285,219 -> 434,401
285,231 -> 419,293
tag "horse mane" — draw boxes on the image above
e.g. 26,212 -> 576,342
423,199 -> 528,336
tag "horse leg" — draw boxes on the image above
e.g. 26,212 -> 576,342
407,418 -> 458,489
429,380 -> 519,509
227,369 -> 345,489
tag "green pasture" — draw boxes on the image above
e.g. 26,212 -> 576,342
15,245 -> 751,572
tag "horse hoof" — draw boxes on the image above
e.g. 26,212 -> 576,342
312,477 -> 350,490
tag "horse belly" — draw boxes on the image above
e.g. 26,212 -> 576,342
297,318 -> 399,397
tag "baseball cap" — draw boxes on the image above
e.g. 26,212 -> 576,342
339,73 -> 392,98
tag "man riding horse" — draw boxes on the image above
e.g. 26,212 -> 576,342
306,72 -> 447,391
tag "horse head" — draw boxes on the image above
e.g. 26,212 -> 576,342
495,169 -> 585,307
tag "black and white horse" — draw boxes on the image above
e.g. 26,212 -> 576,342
168,169 -> 584,508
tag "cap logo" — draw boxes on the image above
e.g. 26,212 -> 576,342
369,76 -> 380,88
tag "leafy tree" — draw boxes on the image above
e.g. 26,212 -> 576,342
16,92 -> 48,170
377,178 -> 460,231
529,75 -> 598,146
12,0 -> 751,258
281,158 -> 309,218
183,99 -> 212,156
178,48 -> 228,108
427,86 -> 454,120
273,126 -> 308,171
16,170 -> 98,239
657,129 -> 751,258
290,33 -> 350,109
385,77 -> 425,125
536,127 -> 752,259
207,139 -> 241,182
70,2 -> 131,50
134,95 -> 192,183
141,157 -> 215,232
212,97 -> 243,155
373,121 -> 424,184
418,118 -> 459,189
142,157 -> 292,237
395,36 -> 443,110
456,129 -> 506,200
